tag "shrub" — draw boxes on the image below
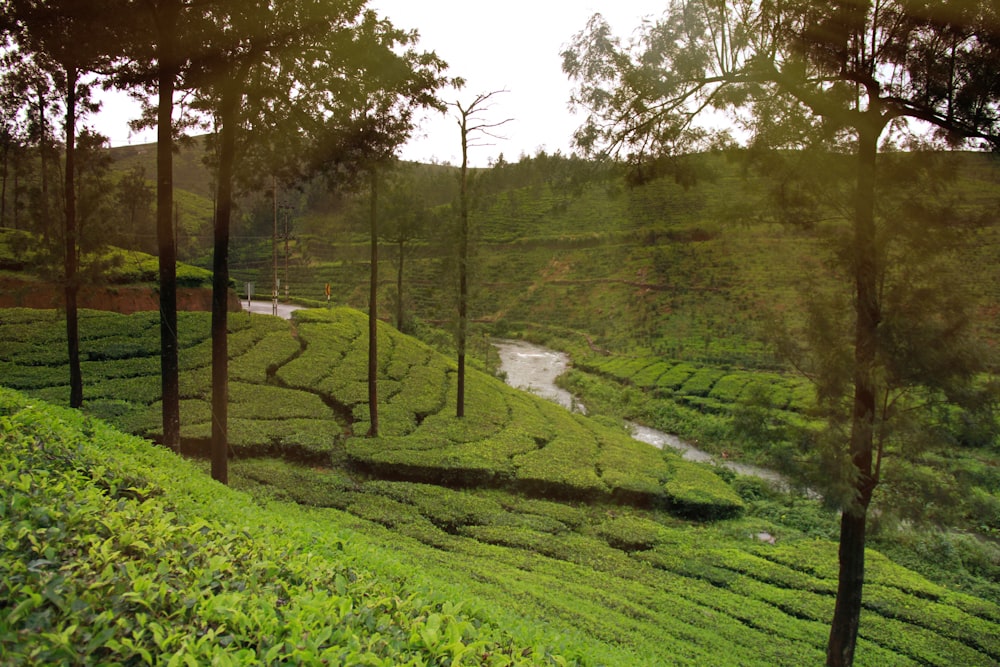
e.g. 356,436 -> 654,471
0,389 -> 546,666
656,363 -> 697,391
664,458 -> 744,519
360,480 -> 504,530
678,367 -> 727,398
596,515 -> 665,551
708,373 -> 751,403
512,429 -> 608,500
231,458 -> 355,508
630,360 -> 671,389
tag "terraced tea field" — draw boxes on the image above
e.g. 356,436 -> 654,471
2,306 -> 1000,664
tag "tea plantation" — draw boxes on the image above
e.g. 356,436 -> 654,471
2,307 -> 1000,664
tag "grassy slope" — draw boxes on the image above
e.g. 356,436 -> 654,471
0,389 -> 561,665
4,389 -> 1000,665
0,306 -> 741,514
3,308 -> 1000,664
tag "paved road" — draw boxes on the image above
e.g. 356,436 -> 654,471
243,299 -> 302,320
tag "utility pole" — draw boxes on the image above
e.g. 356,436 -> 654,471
271,175 -> 278,316
283,206 -> 289,300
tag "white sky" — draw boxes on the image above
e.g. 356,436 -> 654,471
94,1 -> 667,167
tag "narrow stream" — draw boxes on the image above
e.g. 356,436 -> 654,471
494,338 -> 792,489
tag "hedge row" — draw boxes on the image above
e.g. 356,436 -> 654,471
581,353 -> 814,414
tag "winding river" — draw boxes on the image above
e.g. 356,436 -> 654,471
494,338 -> 791,488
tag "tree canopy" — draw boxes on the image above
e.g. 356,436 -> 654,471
564,2 -> 1000,664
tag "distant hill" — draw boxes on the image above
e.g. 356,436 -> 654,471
102,140 -> 1000,372
109,135 -> 216,199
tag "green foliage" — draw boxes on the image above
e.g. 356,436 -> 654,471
664,459 -> 745,519
98,248 -> 216,288
2,388 -> 1000,665
0,389 -> 551,666
595,515 -> 665,551
231,458 -> 355,507
3,297 -> 1000,661
656,363 -> 698,392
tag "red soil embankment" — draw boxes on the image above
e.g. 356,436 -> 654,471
0,277 -> 242,314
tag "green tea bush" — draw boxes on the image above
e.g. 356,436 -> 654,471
664,458 -> 744,519
86,375 -> 163,405
484,510 -> 571,535
0,361 -> 68,390
347,493 -> 432,530
360,480 -> 504,531
82,355 -> 159,381
82,335 -> 159,362
232,457 -> 355,508
595,515 -> 665,551
593,428 -> 669,505
100,250 -> 214,288
709,373 -> 752,403
678,367 -> 727,397
0,389 -> 549,666
229,382 -> 331,421
346,435 -> 511,486
656,362 -> 697,391
498,496 -> 589,530
512,430 -> 608,500
229,329 -> 302,384
630,360 -> 670,388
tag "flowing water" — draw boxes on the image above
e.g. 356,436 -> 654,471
494,338 -> 792,489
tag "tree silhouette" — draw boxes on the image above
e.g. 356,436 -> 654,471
112,0 -> 215,451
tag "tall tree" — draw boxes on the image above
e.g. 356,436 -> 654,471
448,91 -> 510,418
379,167 -> 432,332
113,0 -> 212,451
0,47 -> 61,242
563,2 -> 1000,664
4,0 -> 121,409
192,0 -> 352,483
149,0 -> 183,451
307,12 -> 448,437
0,80 -> 25,229
193,1 -> 446,472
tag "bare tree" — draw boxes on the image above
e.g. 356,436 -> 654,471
448,91 -> 511,418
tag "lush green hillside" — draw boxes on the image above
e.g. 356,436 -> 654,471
5,387 -> 1000,665
104,142 -> 1000,372
93,142 -> 1000,589
0,228 -> 216,289
0,389 -> 557,665
0,306 -> 740,515
3,306 -> 1000,664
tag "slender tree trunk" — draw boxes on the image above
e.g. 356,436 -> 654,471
396,238 -> 405,330
38,89 -> 49,244
64,66 -> 82,409
12,164 -> 18,230
157,4 -> 181,451
827,119 -> 881,667
456,131 -> 469,418
211,80 -> 238,485
284,211 -> 289,300
367,169 -> 379,437
1,140 -> 9,227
